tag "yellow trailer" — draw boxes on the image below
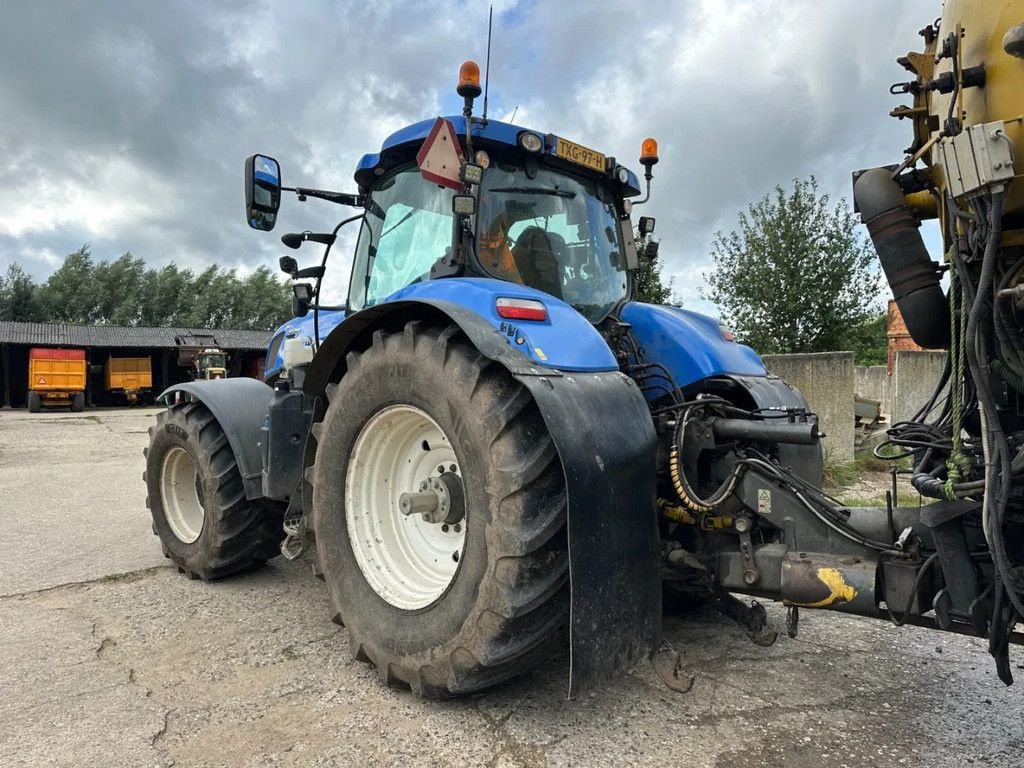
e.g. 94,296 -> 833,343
104,356 -> 153,404
28,347 -> 86,412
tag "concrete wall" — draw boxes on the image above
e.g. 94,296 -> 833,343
891,350 -> 947,424
763,351 -> 855,463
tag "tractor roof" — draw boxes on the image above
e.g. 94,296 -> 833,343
354,115 -> 641,195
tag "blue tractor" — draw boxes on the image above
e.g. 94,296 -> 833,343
145,62 -> 941,697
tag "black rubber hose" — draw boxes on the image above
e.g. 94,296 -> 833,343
962,191 -> 1024,616
855,168 -> 950,349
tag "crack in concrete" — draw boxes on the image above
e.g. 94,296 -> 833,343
0,565 -> 172,600
151,708 -> 173,747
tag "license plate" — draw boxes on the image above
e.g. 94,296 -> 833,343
555,137 -> 606,173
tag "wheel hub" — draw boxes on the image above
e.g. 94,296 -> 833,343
399,472 -> 465,525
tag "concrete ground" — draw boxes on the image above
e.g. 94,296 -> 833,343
1,408 -> 1022,768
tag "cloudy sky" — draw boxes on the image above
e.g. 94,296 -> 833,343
0,0 -> 940,314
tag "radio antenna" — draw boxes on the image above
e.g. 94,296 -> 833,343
482,5 -> 493,124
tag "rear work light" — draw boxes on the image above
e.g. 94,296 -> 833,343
496,297 -> 547,321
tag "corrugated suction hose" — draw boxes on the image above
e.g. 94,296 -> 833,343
854,168 -> 950,349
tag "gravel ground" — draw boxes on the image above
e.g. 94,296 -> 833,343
1,407 -> 1022,767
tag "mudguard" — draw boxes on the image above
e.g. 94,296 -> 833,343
519,368 -> 661,697
302,297 -> 662,696
159,378 -> 274,500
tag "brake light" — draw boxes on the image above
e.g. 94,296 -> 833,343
496,298 -> 547,321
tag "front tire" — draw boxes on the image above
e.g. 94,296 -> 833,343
311,322 -> 569,696
145,401 -> 284,580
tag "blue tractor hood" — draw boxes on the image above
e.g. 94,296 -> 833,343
620,302 -> 766,394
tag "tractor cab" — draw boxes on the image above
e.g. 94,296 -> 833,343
347,124 -> 647,323
245,60 -> 660,335
196,350 -> 227,380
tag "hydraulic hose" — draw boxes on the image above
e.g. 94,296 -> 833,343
962,191 -> 1024,616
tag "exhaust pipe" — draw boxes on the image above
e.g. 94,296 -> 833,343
854,168 -> 949,349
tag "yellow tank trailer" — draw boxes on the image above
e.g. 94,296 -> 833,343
104,356 -> 153,405
27,347 -> 86,413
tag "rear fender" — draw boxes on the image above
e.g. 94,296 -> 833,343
159,379 -> 274,500
303,296 -> 661,696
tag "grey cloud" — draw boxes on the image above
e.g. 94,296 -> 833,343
0,0 -> 937,316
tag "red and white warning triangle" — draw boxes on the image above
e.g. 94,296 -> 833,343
416,117 -> 465,191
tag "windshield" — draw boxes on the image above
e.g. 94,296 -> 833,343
200,354 -> 225,370
476,161 -> 627,321
349,165 -> 454,311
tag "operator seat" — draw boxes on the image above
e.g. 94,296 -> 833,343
511,226 -> 564,300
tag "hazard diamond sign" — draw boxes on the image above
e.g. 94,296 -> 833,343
37,376 -> 47,385
416,117 -> 464,191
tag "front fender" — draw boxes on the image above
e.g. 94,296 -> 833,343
304,278 -> 617,397
621,302 -> 766,392
159,378 -> 274,500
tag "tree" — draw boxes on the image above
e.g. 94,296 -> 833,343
703,177 -> 880,354
138,264 -> 195,327
850,311 -> 888,366
634,235 -> 676,305
93,251 -> 147,325
1,246 -> 290,331
37,245 -> 99,323
0,262 -> 44,321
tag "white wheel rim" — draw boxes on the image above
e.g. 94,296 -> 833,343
160,446 -> 205,544
345,404 -> 466,610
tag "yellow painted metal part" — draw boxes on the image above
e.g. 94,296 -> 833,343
104,356 -> 153,392
899,1 -> 1024,217
786,567 -> 858,608
28,356 -> 86,394
657,498 -> 696,525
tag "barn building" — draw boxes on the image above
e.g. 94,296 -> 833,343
0,322 -> 271,408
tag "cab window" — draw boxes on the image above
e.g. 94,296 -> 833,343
349,165 -> 454,311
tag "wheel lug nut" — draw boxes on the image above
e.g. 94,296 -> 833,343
449,464 -> 457,473
441,524 -> 449,532
453,523 -> 461,533
437,464 -> 445,474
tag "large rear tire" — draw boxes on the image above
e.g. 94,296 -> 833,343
311,322 -> 569,696
145,401 -> 285,580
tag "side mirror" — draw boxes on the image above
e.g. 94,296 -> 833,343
245,154 -> 281,231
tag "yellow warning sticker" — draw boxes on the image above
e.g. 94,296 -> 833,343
534,347 -> 547,361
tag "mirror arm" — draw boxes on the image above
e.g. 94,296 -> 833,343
283,186 -> 364,207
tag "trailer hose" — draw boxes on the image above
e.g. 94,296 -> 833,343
855,168 -> 950,349
962,191 -> 1024,617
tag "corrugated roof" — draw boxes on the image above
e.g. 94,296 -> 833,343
0,321 -> 271,350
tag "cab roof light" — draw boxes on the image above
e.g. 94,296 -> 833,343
457,60 -> 482,98
496,297 -> 547,321
518,132 -> 543,153
640,137 -> 659,167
